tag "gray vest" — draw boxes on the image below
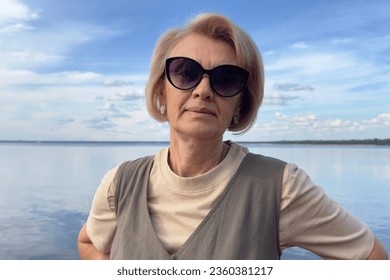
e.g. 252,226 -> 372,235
110,153 -> 286,260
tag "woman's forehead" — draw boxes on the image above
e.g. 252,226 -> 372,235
168,33 -> 238,68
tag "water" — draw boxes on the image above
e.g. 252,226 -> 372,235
0,142 -> 389,260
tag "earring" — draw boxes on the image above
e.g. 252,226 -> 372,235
233,114 -> 240,125
159,105 -> 166,115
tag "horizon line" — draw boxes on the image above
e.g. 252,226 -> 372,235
0,138 -> 389,145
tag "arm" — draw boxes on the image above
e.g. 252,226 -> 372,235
280,164 -> 387,260
78,165 -> 120,260
366,236 -> 388,260
78,224 -> 109,260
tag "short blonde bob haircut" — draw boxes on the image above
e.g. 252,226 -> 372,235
145,13 -> 264,134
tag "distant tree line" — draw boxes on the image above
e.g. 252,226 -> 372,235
253,138 -> 390,146
1,139 -> 389,146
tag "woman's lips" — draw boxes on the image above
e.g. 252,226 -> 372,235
185,107 -> 216,116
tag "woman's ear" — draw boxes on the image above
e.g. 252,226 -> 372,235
155,78 -> 168,118
231,104 -> 241,126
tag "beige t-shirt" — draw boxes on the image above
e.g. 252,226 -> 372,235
86,142 -> 374,259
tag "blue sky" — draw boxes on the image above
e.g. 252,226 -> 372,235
1,0 -> 389,141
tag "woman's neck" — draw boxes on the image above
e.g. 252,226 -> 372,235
168,135 -> 228,177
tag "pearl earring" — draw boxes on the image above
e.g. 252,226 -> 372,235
233,114 -> 240,125
159,105 -> 166,115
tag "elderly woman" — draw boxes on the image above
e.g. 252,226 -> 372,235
78,13 -> 387,260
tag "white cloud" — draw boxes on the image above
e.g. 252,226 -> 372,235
290,41 -> 309,49
262,36 -> 390,119
1,51 -> 65,65
246,112 -> 390,141
0,22 -> 31,34
0,1 -> 128,74
84,116 -> 117,130
0,0 -> 39,34
329,119 -> 342,127
264,93 -> 301,106
103,74 -> 148,87
331,38 -> 353,45
0,0 -> 38,22
0,69 -> 102,86
111,89 -> 145,101
0,72 -> 153,141
0,46 -> 66,73
273,82 -> 315,92
267,52 -> 356,76
103,78 -> 134,87
52,71 -> 102,84
363,113 -> 390,126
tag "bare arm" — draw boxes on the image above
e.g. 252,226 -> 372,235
366,236 -> 388,260
77,224 -> 109,260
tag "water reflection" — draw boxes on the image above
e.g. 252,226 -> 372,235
0,209 -> 86,259
0,143 -> 389,259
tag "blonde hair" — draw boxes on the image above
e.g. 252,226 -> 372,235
145,13 -> 264,134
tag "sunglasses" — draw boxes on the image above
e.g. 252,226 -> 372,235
165,56 -> 249,97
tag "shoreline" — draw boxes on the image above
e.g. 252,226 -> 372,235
0,139 -> 389,146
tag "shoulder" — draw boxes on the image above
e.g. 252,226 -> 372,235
229,141 -> 287,169
97,155 -> 158,204
246,152 -> 287,166
241,152 -> 287,178
115,155 -> 155,181
114,154 -> 159,199
280,163 -> 324,211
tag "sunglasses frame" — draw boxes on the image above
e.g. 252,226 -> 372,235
165,56 -> 249,98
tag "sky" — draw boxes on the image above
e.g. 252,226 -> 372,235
0,0 -> 389,142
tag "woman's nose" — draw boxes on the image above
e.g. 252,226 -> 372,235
191,75 -> 214,100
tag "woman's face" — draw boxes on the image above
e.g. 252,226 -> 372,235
162,33 -> 242,141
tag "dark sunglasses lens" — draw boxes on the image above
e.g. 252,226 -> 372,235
168,58 -> 202,89
211,65 -> 248,97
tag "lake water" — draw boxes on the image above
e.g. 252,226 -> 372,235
0,142 -> 389,260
